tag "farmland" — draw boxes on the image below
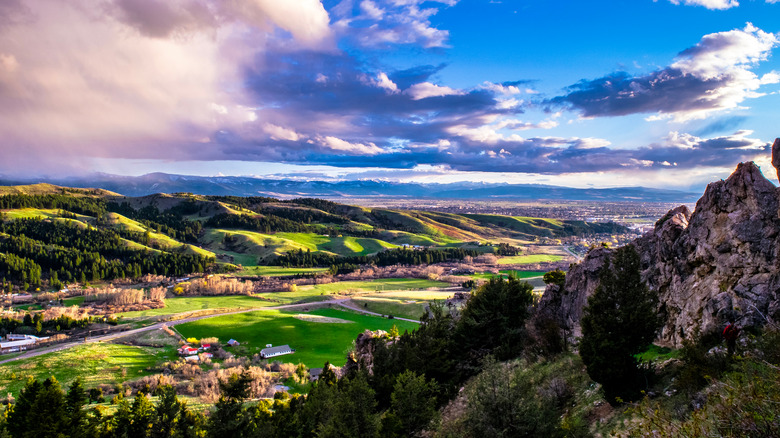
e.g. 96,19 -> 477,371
0,343 -> 160,396
176,307 -> 418,368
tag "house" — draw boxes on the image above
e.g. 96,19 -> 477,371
178,346 -> 199,356
260,344 -> 294,359
184,355 -> 200,362
309,368 -> 323,381
200,343 -> 211,350
227,339 -> 240,347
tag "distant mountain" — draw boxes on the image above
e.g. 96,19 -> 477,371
0,172 -> 699,202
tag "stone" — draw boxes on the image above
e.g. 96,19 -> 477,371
540,158 -> 780,347
773,138 -> 780,182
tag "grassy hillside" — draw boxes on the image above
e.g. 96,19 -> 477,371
0,188 -> 618,277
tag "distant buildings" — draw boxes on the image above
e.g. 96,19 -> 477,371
260,344 -> 294,359
0,334 -> 47,353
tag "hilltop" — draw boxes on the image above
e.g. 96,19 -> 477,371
541,139 -> 780,347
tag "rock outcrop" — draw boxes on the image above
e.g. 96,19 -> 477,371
540,141 -> 780,347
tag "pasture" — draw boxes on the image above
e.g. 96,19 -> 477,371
349,290 -> 456,320
496,254 -> 563,265
0,343 -> 160,396
118,295 -> 274,318
176,307 -> 418,368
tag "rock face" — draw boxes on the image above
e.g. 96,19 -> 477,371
773,138 -> 780,182
540,146 -> 780,348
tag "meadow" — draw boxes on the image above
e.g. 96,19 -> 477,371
496,254 -> 563,265
118,295 -> 275,318
0,343 -> 160,396
176,307 -> 418,368
294,278 -> 448,295
469,270 -> 546,280
349,290 -> 456,320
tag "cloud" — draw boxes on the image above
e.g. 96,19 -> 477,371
667,0 -> 739,10
333,0 -> 458,48
109,0 -> 332,46
405,82 -> 464,99
554,24 -> 778,121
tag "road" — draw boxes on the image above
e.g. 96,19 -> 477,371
563,245 -> 583,261
0,294 -> 423,364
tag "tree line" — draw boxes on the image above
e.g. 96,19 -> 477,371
0,194 -> 107,218
272,247 -> 480,271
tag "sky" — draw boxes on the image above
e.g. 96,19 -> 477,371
1,0 -> 780,190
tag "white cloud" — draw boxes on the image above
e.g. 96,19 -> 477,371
264,124 -> 304,142
317,136 -> 384,155
405,82 -> 464,100
335,0 -> 457,48
668,0 -> 739,10
374,72 -> 400,93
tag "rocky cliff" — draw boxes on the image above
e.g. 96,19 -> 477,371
539,139 -> 780,347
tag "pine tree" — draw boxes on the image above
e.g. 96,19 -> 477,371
579,244 -> 661,404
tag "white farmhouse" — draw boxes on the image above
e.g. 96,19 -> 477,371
260,345 -> 294,359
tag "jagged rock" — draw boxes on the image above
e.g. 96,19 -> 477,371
772,138 -> 780,182
342,329 -> 390,376
541,159 -> 780,347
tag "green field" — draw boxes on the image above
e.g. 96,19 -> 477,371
63,296 -> 86,306
497,254 -> 563,265
0,343 -> 160,396
239,266 -> 330,277
254,278 -> 448,305
350,291 -> 456,320
470,270 -> 546,280
118,295 -> 274,318
176,307 -> 418,368
296,278 -> 449,295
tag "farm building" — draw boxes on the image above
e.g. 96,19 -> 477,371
0,339 -> 37,353
178,346 -> 199,356
6,334 -> 42,341
227,339 -> 240,347
260,345 -> 294,359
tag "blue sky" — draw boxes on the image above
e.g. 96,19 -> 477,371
1,0 -> 779,190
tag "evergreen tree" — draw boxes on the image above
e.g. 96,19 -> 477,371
207,371 -> 254,438
65,378 -> 89,438
381,371 -> 439,437
579,244 -> 661,404
456,276 -> 534,367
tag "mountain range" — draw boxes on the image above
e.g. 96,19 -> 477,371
0,173 -> 699,202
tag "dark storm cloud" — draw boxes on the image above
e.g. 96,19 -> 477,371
553,69 -> 732,118
553,25 -> 778,120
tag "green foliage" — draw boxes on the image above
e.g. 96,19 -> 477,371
579,245 -> 661,404
456,276 -> 534,365
207,371 -> 254,438
543,269 -> 566,287
275,247 -> 479,270
439,359 -> 566,438
382,371 -> 439,437
674,336 -> 729,396
634,360 -> 780,437
0,218 -> 212,285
